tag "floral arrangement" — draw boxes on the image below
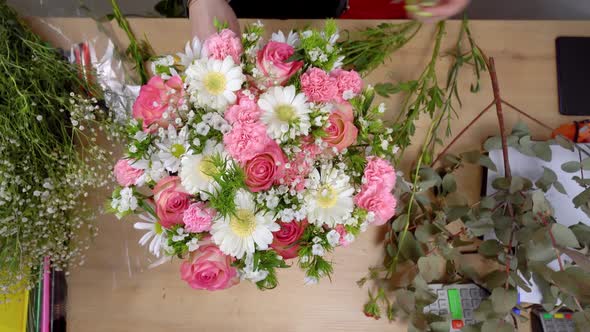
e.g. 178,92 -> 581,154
110,21 -> 401,290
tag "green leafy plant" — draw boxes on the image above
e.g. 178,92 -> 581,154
362,22 -> 590,330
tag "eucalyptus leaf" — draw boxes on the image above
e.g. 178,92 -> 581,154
509,176 -> 524,194
480,196 -> 496,210
442,173 -> 457,194
478,239 -> 503,257
512,121 -> 530,137
490,288 -> 517,314
400,233 -> 424,263
571,223 -> 590,247
551,224 -> 580,248
532,142 -> 552,161
483,270 -> 508,289
446,206 -> 470,222
561,161 -> 582,173
394,289 -> 416,314
415,224 -> 439,243
535,167 -> 557,192
484,136 -> 502,152
532,190 -> 553,215
573,188 -> 590,209
582,157 -> 590,170
492,177 -> 510,191
554,134 -> 575,151
553,181 -> 567,195
478,155 -> 497,172
461,150 -> 482,164
557,246 -> 590,273
417,255 -> 446,282
392,214 -> 408,232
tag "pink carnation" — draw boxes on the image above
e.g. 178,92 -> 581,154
224,96 -> 261,125
223,122 -> 270,163
330,69 -> 363,103
202,29 -> 242,64
363,157 -> 396,192
183,202 -> 216,233
113,158 -> 144,187
300,67 -> 338,103
354,186 -> 397,226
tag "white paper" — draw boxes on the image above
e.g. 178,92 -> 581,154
486,145 -> 589,304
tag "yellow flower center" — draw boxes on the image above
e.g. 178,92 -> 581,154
275,104 -> 296,122
198,156 -> 217,179
230,209 -> 257,238
154,222 -> 163,235
170,143 -> 186,158
316,185 -> 338,209
203,72 -> 227,95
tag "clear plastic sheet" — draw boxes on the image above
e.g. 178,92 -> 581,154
14,3 -> 158,290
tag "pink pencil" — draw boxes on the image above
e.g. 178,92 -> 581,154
41,257 -> 50,332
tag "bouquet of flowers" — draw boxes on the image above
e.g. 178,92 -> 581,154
110,21 -> 400,290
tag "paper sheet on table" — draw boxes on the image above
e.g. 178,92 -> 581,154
486,145 -> 590,304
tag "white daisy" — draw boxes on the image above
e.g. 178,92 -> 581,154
185,57 -> 245,111
271,30 -> 300,47
133,157 -> 167,185
304,165 -> 355,227
211,189 -> 280,259
176,37 -> 202,68
133,213 -> 166,257
258,85 -> 311,141
179,139 -> 225,197
156,125 -> 190,173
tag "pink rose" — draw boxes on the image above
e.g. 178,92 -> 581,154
224,96 -> 261,125
153,176 -> 190,229
256,41 -> 303,87
183,202 -> 216,233
330,69 -> 363,103
271,220 -> 308,259
363,157 -> 396,192
180,237 -> 239,291
202,29 -> 242,64
354,186 -> 397,226
300,67 -> 338,103
324,103 -> 358,152
223,122 -> 270,163
244,140 -> 287,192
113,158 -> 144,187
132,75 -> 184,132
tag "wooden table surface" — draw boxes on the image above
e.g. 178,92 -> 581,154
26,18 -> 590,332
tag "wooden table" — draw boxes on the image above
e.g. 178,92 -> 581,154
26,18 -> 590,332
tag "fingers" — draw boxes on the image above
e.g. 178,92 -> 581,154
408,0 -> 471,22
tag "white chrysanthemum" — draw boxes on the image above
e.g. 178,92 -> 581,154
156,125 -> 190,173
304,165 -> 355,227
258,86 -> 311,141
185,57 -> 245,111
179,140 -> 224,197
177,38 -> 202,68
211,189 -> 279,259
271,30 -> 300,47
133,214 -> 166,257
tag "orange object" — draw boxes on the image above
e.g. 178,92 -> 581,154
552,120 -> 590,143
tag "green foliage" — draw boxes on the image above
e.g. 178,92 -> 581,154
253,250 -> 289,290
204,155 -> 246,217
110,0 -> 154,84
339,21 -> 421,75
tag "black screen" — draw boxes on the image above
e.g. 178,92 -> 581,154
556,37 -> 590,116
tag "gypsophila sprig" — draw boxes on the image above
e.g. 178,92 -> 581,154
111,21 -> 401,291
0,2 -> 123,295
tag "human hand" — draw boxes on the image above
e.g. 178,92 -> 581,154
188,0 -> 240,40
406,0 -> 471,22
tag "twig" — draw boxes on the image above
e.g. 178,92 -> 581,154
501,99 -> 554,132
431,100 -> 495,166
488,58 -> 512,179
